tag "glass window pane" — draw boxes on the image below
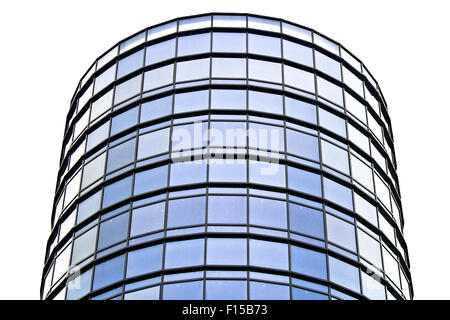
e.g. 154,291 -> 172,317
66,269 -> 92,300
117,49 -> 144,79
81,153 -> 106,189
143,64 -> 174,91
124,286 -> 160,300
249,281 -> 289,300
361,272 -> 386,300
207,238 -> 247,265
120,32 -> 145,53
248,34 -> 281,57
148,21 -> 177,40
326,214 -> 356,251
329,256 -> 360,293
290,245 -> 327,279
163,281 -> 203,300
248,59 -> 282,83
126,244 -> 163,277
170,161 -> 206,186
145,39 -> 176,65
167,196 -> 205,228
86,121 -> 109,151
284,65 -> 315,92
176,58 -> 210,82
212,32 -> 246,52
137,128 -> 170,159
71,226 -> 97,265
94,64 -> 116,95
208,196 -> 247,224
292,287 -> 328,300
315,51 -> 341,80
358,229 -> 382,268
323,178 -> 353,210
213,15 -> 246,28
130,201 -> 165,236
249,160 -> 285,188
206,280 -> 247,300
134,165 -> 168,195
282,40 -> 313,67
249,239 -> 288,270
114,75 -> 142,104
165,239 -> 204,269
212,58 -> 246,78
288,166 -> 322,197
91,89 -> 113,120
210,121 -> 246,147
93,254 -> 125,290
177,33 -> 211,56
110,106 -> 139,135
179,16 -> 211,31
107,139 -> 136,172
102,176 -> 132,208
248,90 -> 283,114
282,23 -> 312,41
318,108 -> 346,137
209,158 -> 247,183
140,96 -> 172,122
174,90 -> 209,113
248,16 -> 280,32
249,197 -> 287,229
343,67 -> 363,97
317,77 -> 343,106
286,129 -> 319,161
172,122 -> 207,152
77,190 -> 101,223
211,89 -> 246,110
289,203 -> 324,238
354,193 -> 377,226
321,140 -> 349,174
285,97 -> 317,124
351,154 -> 374,191
97,212 -> 129,250
249,123 -> 284,151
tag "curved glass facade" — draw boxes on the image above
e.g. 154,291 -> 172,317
41,13 -> 412,300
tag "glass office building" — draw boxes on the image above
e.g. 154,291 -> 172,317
41,13 -> 412,300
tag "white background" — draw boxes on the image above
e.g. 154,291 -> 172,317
0,0 -> 448,300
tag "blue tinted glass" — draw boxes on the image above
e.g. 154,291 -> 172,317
319,108 -> 347,137
102,176 -> 132,208
212,32 -> 246,53
208,196 -> 247,224
315,51 -> 341,80
285,97 -> 317,124
209,159 -> 247,182
288,166 -> 322,197
126,244 -> 163,277
283,65 -> 315,92
250,281 -> 289,300
172,122 -> 207,152
170,161 -> 206,186
124,286 -> 160,300
291,245 -> 327,279
66,269 -> 92,300
110,106 -> 139,136
206,280 -> 247,300
249,239 -> 288,270
93,254 -> 125,290
207,238 -> 247,265
174,90 -> 209,113
212,58 -> 246,78
94,64 -> 116,95
358,229 -> 382,268
134,165 -> 168,195
249,161 -> 285,188
145,39 -> 176,65
326,214 -> 356,251
282,40 -> 313,67
77,190 -> 101,223
176,58 -> 210,82
248,90 -> 283,114
248,123 -> 284,152
117,49 -> 144,79
248,59 -> 282,83
167,196 -> 205,228
354,194 -> 377,225
323,178 -> 353,210
329,256 -> 360,293
71,227 -> 97,265
210,121 -> 246,147
292,287 -> 328,300
107,139 -> 136,172
86,121 -> 109,151
248,34 -> 281,57
289,203 -> 324,238
286,129 -> 319,161
137,128 -> 170,159
98,212 -> 129,250
177,33 -> 211,56
140,96 -> 172,122
211,89 -> 246,110
130,202 -> 165,236
317,77 -> 343,106
163,281 -> 203,300
143,64 -> 174,91
114,75 -> 141,104
165,239 -> 204,269
249,197 -> 287,229
321,140 -> 349,174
